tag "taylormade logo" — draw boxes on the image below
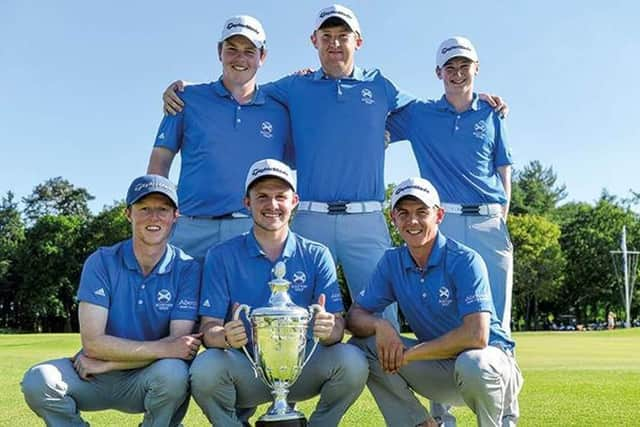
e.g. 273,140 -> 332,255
252,166 -> 288,177
441,45 -> 472,54
134,181 -> 173,193
395,184 -> 430,195
319,10 -> 353,20
227,22 -> 260,35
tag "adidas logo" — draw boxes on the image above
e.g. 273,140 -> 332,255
94,288 -> 106,297
158,132 -> 165,140
202,299 -> 211,308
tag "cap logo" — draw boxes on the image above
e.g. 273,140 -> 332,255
226,22 -> 260,35
441,44 -> 472,55
134,181 -> 174,193
319,10 -> 353,20
395,184 -> 431,195
252,166 -> 289,177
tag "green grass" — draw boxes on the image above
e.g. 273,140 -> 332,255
2,329 -> 639,426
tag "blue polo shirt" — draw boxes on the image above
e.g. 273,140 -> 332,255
265,67 -> 414,202
387,94 -> 513,205
77,239 -> 200,341
154,79 -> 292,217
200,229 -> 343,321
356,232 -> 513,350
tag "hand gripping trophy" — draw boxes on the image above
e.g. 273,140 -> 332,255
233,261 -> 323,426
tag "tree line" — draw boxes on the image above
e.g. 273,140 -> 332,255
1,162 -> 639,332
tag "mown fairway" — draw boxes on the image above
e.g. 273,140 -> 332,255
1,329 -> 639,426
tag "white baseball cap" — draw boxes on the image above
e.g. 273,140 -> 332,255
315,4 -> 361,35
436,36 -> 478,68
220,15 -> 266,49
245,159 -> 296,192
391,177 -> 441,210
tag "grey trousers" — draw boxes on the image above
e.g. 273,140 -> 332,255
190,343 -> 368,426
21,357 -> 190,427
351,336 -> 523,427
171,215 -> 253,261
440,213 -> 513,334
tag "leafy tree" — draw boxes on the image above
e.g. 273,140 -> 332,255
509,214 -> 565,330
15,215 -> 86,332
82,201 -> 130,257
23,177 -> 94,222
384,184 -> 402,246
0,192 -> 25,329
511,161 -> 567,216
558,196 -> 640,322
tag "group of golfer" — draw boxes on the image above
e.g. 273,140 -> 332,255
21,4 -> 523,426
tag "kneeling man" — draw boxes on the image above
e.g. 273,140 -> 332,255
190,159 -> 368,426
22,175 -> 202,426
347,177 -> 522,427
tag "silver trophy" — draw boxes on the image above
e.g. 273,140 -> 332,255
233,261 -> 323,426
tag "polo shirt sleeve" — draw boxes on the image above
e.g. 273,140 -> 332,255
355,254 -> 395,312
263,76 -> 293,107
386,103 -> 413,143
171,259 -> 200,321
199,246 -> 231,320
380,72 -> 416,113
153,109 -> 184,153
76,250 -> 111,309
311,245 -> 344,314
493,114 -> 513,167
451,251 -> 494,318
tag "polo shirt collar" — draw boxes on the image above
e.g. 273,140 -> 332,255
246,228 -> 297,260
212,78 -> 266,105
400,231 -> 447,271
435,93 -> 480,113
122,239 -> 175,275
312,65 -> 364,81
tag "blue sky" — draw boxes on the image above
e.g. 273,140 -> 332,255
2,1 -> 638,212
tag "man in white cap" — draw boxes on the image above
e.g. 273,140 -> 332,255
148,15 -> 292,260
347,177 -> 522,427
190,158 -> 368,426
22,175 -> 201,426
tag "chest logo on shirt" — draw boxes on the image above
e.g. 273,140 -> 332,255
260,121 -> 273,139
361,88 -> 375,105
290,271 -> 307,292
473,121 -> 487,139
156,289 -> 174,311
438,286 -> 453,307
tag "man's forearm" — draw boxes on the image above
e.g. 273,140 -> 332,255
82,334 -> 169,362
346,306 -> 384,337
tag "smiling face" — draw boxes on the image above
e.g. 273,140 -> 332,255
311,22 -> 362,78
245,177 -> 298,234
127,193 -> 178,247
219,35 -> 266,88
392,196 -> 444,250
436,56 -> 478,96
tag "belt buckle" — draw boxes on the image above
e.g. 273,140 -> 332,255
461,204 -> 481,215
327,202 -> 347,215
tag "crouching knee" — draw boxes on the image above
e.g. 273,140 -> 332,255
21,362 -> 67,412
148,359 -> 190,401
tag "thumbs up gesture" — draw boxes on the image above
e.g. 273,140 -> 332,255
313,294 -> 335,342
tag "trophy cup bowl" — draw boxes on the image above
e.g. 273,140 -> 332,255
233,261 -> 323,426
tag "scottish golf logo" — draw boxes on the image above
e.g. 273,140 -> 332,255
260,121 -> 273,139
156,289 -> 173,310
473,120 -> 487,139
438,286 -> 452,306
291,271 -> 308,291
361,88 -> 375,104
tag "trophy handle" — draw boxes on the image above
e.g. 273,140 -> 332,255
232,304 -> 258,370
301,303 -> 324,369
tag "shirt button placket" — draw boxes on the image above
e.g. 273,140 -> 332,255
235,105 -> 242,128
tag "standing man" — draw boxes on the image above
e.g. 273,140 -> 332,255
387,37 -> 514,335
22,175 -> 202,426
347,177 -> 522,427
189,158 -> 368,426
148,15 -> 291,260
